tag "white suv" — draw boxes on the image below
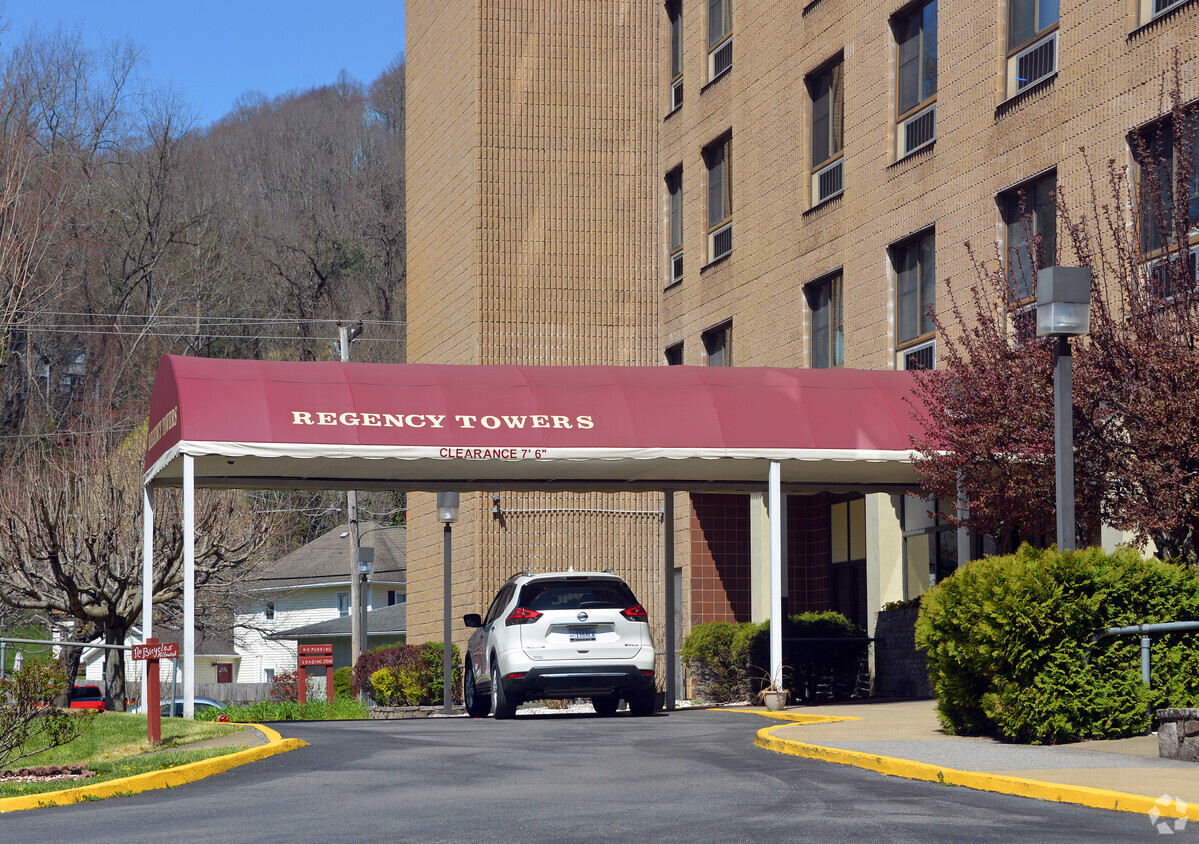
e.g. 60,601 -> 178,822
462,570 -> 657,719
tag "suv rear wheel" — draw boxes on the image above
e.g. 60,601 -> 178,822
464,660 -> 491,718
628,687 -> 656,717
591,694 -> 619,716
491,658 -> 518,720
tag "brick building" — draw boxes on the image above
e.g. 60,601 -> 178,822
404,0 -> 1199,673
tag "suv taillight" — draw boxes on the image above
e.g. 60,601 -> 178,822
621,605 -> 649,622
505,606 -> 543,626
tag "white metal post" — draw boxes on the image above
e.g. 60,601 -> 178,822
141,485 -> 154,714
183,455 -> 195,719
768,461 -> 783,689
663,490 -> 675,711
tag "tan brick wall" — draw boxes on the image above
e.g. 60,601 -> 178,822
406,0 -> 668,658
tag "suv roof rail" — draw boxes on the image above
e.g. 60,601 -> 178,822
505,569 -> 532,582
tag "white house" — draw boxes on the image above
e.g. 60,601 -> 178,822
82,523 -> 406,693
233,523 -> 406,683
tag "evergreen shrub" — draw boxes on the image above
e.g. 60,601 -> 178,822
916,544 -> 1199,744
681,612 -> 868,704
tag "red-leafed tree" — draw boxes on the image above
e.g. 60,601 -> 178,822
911,62 -> 1199,564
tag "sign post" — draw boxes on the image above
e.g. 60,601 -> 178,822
297,644 -> 335,705
131,638 -> 179,743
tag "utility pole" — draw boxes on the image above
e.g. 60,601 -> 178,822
339,323 -> 367,691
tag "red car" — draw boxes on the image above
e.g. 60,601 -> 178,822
69,685 -> 106,711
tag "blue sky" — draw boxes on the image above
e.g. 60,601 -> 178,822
1,1 -> 406,128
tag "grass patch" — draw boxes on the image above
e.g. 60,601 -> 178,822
10,711 -> 242,769
0,746 -> 241,798
206,697 -> 368,722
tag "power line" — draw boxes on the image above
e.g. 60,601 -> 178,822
24,311 -> 408,327
20,326 -> 407,343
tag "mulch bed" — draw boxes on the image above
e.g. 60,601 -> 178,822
0,765 -> 96,783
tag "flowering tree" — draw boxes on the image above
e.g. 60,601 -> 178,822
911,64 -> 1199,563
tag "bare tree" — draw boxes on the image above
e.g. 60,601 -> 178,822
0,430 -> 277,709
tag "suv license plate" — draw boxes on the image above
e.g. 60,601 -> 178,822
569,627 -> 596,642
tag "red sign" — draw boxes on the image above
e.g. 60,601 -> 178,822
298,643 -> 333,655
299,654 -> 334,666
133,642 -> 179,660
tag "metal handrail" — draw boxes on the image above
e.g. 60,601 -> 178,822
1085,621 -> 1199,717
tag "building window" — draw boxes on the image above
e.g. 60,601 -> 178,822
894,229 -> 936,366
668,168 -> 684,282
705,136 -> 732,262
1006,0 -> 1058,96
668,1 -> 683,111
893,0 -> 937,158
1141,0 -> 1189,24
1002,172 -> 1057,332
809,57 -> 844,205
830,496 -> 867,628
337,591 -> 350,617
263,668 -> 275,683
665,343 -> 684,366
707,0 -> 732,81
806,272 -> 844,369
1135,116 -> 1199,257
263,601 -> 276,621
902,496 -> 958,590
703,322 -> 732,367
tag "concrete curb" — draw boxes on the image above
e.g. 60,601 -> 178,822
0,723 -> 307,814
731,709 -> 1198,822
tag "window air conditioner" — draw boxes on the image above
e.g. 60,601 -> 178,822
899,104 -> 936,157
901,340 -> 935,371
708,223 -> 732,262
1014,31 -> 1057,93
709,39 -> 732,81
812,158 -> 844,205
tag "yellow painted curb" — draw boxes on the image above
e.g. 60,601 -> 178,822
712,707 -> 859,726
753,721 -> 1199,822
0,723 -> 307,814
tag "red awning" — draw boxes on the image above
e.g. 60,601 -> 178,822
143,355 -> 927,492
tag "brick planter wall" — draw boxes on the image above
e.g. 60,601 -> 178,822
873,606 -> 933,699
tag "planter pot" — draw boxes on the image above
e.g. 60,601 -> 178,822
762,690 -> 788,711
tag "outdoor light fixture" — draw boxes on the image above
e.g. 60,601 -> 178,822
354,546 -> 375,575
437,491 -> 460,524
1036,267 -> 1092,338
491,494 -> 501,516
1036,266 -> 1093,553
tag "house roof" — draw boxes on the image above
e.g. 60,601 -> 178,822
143,355 -> 927,494
270,602 -> 407,639
249,522 -> 406,590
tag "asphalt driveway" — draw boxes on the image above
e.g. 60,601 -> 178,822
0,709 -> 1152,842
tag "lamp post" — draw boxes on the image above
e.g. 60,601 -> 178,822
1035,267 -> 1092,553
437,492 -> 460,715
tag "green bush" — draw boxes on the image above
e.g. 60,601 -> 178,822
353,642 -> 461,706
680,621 -> 752,703
333,666 -> 353,701
916,544 -> 1199,744
681,612 -> 868,704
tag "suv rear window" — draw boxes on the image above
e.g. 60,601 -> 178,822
519,579 -> 638,611
71,687 -> 102,700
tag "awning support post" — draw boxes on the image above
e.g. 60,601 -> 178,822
663,490 -> 676,711
769,461 -> 783,690
141,485 -> 154,715
183,454 -> 195,719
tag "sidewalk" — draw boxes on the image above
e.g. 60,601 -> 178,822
735,699 -> 1198,821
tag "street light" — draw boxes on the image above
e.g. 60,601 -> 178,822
1036,266 -> 1092,553
437,492 -> 460,715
